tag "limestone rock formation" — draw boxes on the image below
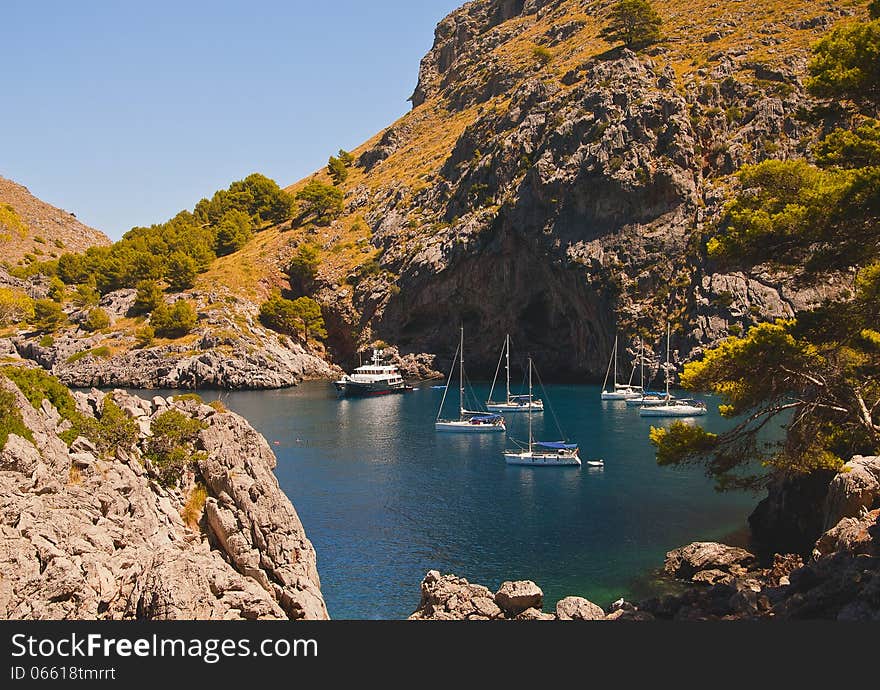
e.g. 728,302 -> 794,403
664,542 -> 757,580
0,373 -> 327,620
823,456 -> 880,532
292,0 -> 863,378
8,288 -> 338,390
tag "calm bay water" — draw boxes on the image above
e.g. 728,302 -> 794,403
171,381 -> 760,620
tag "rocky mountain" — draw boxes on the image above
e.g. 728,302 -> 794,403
0,368 -> 327,619
3,0 -> 866,387
0,176 -> 110,266
409,457 -> 880,620
217,0 -> 859,379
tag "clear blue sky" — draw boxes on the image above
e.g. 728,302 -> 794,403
1,0 -> 462,240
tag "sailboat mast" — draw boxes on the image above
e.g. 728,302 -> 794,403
613,335 -> 618,388
459,326 -> 465,419
528,357 -> 533,454
665,323 -> 671,399
505,334 -> 511,403
640,337 -> 644,391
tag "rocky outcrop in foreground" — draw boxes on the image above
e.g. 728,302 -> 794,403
411,458 -> 880,621
0,375 -> 327,619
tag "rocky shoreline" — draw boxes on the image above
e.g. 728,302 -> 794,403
2,363 -> 877,621
409,456 -> 880,621
0,373 -> 327,619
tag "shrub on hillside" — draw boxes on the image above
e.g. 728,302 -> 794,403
288,243 -> 321,295
82,307 -> 110,332
295,180 -> 344,222
0,288 -> 34,326
131,280 -> 164,315
150,300 -> 197,338
146,409 -> 208,487
32,299 -> 66,332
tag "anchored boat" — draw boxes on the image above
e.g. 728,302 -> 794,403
639,324 -> 707,418
601,334 -> 643,400
435,327 -> 506,433
333,349 -> 413,398
503,357 -> 581,466
486,334 -> 544,414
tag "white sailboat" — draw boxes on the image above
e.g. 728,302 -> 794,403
436,327 -> 507,433
486,334 -> 544,413
639,324 -> 707,418
504,357 -> 582,466
601,334 -> 643,400
625,337 -> 671,407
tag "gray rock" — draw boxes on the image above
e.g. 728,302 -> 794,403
69,436 -> 97,455
409,571 -> 504,620
515,607 -> 555,620
0,375 -> 328,620
0,434 -> 41,474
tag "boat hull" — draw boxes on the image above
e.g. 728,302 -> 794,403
504,452 -> 581,466
626,396 -> 671,407
334,381 -> 414,398
639,405 -> 707,417
486,403 -> 544,413
601,390 -> 643,400
436,421 -> 506,433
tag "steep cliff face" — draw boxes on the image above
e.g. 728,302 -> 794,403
0,372 -> 327,619
271,0 -> 863,377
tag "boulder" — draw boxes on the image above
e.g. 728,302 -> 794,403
823,456 -> 880,531
0,434 -> 41,474
555,596 -> 606,621
409,571 -> 504,620
664,542 -> 757,580
495,580 -> 544,617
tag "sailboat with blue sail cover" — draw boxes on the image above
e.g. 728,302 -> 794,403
435,327 -> 506,433
503,357 -> 583,466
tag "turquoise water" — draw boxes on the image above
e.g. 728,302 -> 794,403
180,382 -> 760,620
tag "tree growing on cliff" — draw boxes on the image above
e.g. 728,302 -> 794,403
295,179 -> 344,222
214,209 -> 253,256
145,409 -> 207,487
32,299 -> 66,333
600,0 -> 663,51
165,252 -> 197,292
131,280 -> 164,316
288,243 -> 321,295
327,155 -> 349,185
259,295 -> 326,341
651,9 -> 880,490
